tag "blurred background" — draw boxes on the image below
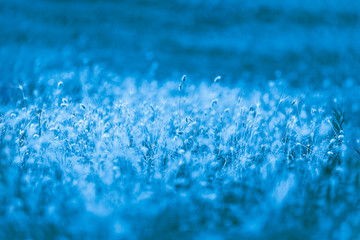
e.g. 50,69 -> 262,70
0,0 -> 359,104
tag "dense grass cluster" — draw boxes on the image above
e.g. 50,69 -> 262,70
1,68 -> 359,239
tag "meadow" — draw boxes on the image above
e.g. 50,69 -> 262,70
1,0 -> 360,239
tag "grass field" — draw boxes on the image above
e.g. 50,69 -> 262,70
1,0 -> 360,239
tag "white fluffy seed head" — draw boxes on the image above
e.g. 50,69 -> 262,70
214,76 -> 221,83
211,99 -> 218,107
181,75 -> 186,82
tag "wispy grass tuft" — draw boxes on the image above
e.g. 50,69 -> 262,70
0,69 -> 359,239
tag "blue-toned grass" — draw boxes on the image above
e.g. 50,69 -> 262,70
1,70 -> 359,239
